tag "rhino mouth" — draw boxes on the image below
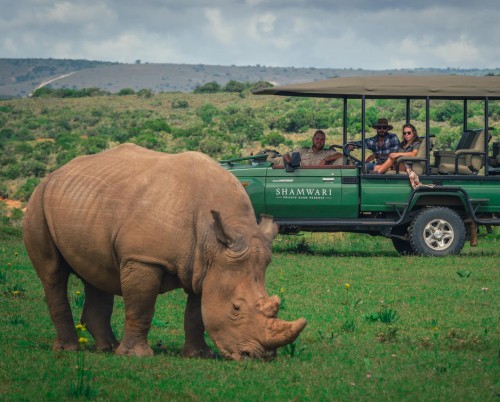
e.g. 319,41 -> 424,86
219,346 -> 277,361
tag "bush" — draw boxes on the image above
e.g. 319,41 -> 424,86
223,80 -> 246,93
193,82 -> 221,94
261,131 -> 286,147
171,100 -> 189,109
197,104 -> 219,124
199,136 -> 224,156
142,118 -> 171,133
15,177 -> 40,202
136,89 -> 154,98
118,88 -> 135,96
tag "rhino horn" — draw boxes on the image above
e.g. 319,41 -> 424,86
258,214 -> 279,244
256,295 -> 281,318
261,317 -> 307,349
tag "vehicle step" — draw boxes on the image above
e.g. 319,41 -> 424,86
469,198 -> 489,203
385,202 -> 408,207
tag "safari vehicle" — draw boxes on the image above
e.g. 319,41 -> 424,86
220,76 -> 500,256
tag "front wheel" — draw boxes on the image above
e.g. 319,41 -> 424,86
409,207 -> 466,256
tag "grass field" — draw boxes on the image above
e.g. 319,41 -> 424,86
0,233 -> 498,401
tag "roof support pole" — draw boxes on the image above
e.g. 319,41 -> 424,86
343,98 -> 348,145
426,97 -> 431,174
361,95 -> 366,172
406,98 -> 411,124
463,99 -> 468,131
485,98 -> 489,175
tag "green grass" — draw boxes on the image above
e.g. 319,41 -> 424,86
0,234 -> 498,401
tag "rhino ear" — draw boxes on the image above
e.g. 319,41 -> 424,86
258,214 -> 279,243
211,210 -> 233,247
211,210 -> 247,252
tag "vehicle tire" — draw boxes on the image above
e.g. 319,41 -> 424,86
391,225 -> 416,255
391,237 -> 416,255
409,207 -> 466,256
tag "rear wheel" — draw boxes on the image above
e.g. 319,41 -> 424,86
391,237 -> 416,255
391,225 -> 416,255
409,207 -> 466,256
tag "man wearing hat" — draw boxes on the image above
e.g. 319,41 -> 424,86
352,118 -> 400,172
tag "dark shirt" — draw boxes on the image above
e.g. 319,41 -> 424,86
363,133 -> 400,164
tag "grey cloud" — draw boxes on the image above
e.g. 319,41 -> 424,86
0,0 -> 498,69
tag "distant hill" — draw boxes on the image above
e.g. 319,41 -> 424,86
1,58 -> 498,98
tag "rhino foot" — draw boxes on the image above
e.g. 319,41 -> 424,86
181,344 -> 215,359
115,342 -> 154,357
94,340 -> 119,352
52,341 -> 80,352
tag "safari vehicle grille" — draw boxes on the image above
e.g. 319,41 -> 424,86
342,177 -> 358,184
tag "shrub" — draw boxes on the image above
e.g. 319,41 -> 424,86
171,100 -> 189,109
118,88 -> 135,96
15,177 -> 40,201
197,104 -> 219,124
141,118 -> 171,133
199,136 -> 224,156
223,80 -> 246,93
261,131 -> 286,147
136,89 -> 154,98
193,81 -> 221,94
19,159 -> 46,177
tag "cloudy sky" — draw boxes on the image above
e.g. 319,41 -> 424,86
1,0 -> 499,70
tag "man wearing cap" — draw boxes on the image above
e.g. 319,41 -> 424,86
352,118 -> 400,172
283,129 -> 343,166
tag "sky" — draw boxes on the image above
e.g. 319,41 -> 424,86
1,0 -> 499,70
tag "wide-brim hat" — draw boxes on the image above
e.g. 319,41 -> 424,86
372,118 -> 393,130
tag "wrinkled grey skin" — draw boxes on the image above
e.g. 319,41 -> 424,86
23,144 -> 306,359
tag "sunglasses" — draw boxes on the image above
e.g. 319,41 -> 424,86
403,131 -> 413,135
377,126 -> 388,129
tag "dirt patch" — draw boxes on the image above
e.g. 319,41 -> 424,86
1,198 -> 24,213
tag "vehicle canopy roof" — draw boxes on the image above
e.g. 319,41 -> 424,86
253,75 -> 500,100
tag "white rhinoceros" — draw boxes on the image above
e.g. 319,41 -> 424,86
23,144 -> 306,360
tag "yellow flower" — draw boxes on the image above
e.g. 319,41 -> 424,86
12,290 -> 20,296
78,337 -> 88,345
75,290 -> 81,295
345,283 -> 351,290
280,287 -> 285,294
14,251 -> 19,257
75,323 -> 86,331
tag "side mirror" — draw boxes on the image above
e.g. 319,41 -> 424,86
285,152 -> 301,172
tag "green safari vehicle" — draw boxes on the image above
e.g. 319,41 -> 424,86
220,76 -> 500,256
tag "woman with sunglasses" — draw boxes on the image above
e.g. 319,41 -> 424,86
373,123 -> 421,174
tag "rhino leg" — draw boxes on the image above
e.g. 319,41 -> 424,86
45,267 -> 80,351
182,293 -> 214,358
115,262 -> 161,357
24,228 -> 79,351
81,281 -> 119,352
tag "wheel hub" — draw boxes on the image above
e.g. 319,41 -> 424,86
424,219 -> 454,251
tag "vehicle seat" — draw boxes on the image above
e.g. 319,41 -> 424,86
385,136 -> 429,175
436,129 -> 488,174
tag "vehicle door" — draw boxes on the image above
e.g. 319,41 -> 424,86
264,165 -> 359,218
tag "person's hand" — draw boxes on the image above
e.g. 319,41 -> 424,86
320,158 -> 327,165
347,144 -> 354,151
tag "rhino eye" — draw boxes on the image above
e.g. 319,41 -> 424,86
232,303 -> 241,311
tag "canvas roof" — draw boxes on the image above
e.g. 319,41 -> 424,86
253,75 -> 500,99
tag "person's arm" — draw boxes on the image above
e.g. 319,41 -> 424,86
320,152 -> 343,165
